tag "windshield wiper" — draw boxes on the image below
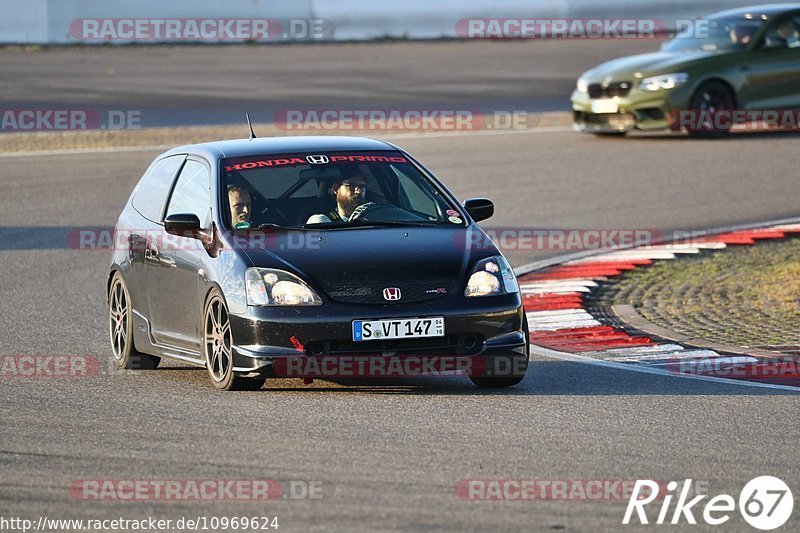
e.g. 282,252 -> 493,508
233,223 -> 309,231
354,220 -> 446,227
314,219 -> 446,229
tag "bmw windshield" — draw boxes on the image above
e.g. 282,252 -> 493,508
662,16 -> 766,52
221,151 -> 465,230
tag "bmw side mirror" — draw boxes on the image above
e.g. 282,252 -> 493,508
463,198 -> 494,222
164,213 -> 201,235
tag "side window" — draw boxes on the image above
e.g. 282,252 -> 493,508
764,16 -> 800,49
165,159 -> 211,226
131,156 -> 185,222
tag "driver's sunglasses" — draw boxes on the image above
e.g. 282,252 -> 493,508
340,182 -> 366,191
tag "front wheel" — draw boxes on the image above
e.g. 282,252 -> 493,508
108,272 -> 160,370
203,289 -> 266,391
687,81 -> 736,138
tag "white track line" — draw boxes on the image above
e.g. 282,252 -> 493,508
520,279 -> 598,290
0,126 -> 573,158
531,344 -> 800,392
521,286 -> 594,295
0,144 -> 177,158
605,344 -> 686,355
604,349 -> 721,363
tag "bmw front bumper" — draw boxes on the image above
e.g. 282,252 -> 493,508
571,86 -> 693,133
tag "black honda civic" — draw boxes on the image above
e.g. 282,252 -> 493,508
108,136 -> 528,390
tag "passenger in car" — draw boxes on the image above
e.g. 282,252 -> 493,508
227,184 -> 252,228
777,19 -> 800,47
730,24 -> 757,46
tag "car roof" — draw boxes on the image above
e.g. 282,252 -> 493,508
162,136 -> 398,161
710,3 -> 800,19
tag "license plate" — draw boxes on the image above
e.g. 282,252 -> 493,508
591,99 -> 619,114
353,317 -> 444,342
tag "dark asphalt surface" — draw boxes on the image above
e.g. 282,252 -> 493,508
1,41 -> 799,532
1,40 -> 653,127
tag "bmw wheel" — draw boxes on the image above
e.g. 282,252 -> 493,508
204,289 -> 266,391
687,81 -> 735,138
109,272 -> 160,370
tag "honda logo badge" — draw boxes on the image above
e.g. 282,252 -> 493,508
306,155 -> 329,164
383,288 -> 401,301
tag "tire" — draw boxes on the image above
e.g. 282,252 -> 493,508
687,81 -> 736,138
469,315 -> 529,388
108,272 -> 160,370
203,289 -> 266,391
592,131 -> 628,137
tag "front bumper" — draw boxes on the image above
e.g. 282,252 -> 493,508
228,294 -> 526,376
571,85 -> 693,133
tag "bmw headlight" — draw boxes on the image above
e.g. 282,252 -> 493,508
639,73 -> 689,92
246,268 -> 322,306
465,256 -> 519,297
577,78 -> 589,94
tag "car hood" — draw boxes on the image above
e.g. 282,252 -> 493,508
235,226 -> 497,296
581,50 -> 720,82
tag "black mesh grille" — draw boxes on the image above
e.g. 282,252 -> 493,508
588,82 -> 632,99
307,335 -> 483,356
325,280 -> 454,304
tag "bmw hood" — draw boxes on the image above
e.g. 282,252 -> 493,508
234,226 -> 499,303
581,50 -> 720,82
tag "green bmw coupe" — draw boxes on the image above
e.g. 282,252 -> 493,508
571,4 -> 800,135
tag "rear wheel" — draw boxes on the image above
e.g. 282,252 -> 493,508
204,289 -> 266,391
469,315 -> 529,388
687,81 -> 735,138
108,272 -> 160,370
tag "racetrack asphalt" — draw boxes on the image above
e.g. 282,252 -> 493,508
0,39 -> 653,127
1,41 -> 799,532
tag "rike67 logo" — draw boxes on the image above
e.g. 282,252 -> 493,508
623,477 -> 794,530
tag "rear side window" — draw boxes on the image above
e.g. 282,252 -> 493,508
131,156 -> 185,222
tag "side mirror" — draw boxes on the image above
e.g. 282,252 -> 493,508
164,213 -> 201,236
463,198 -> 494,222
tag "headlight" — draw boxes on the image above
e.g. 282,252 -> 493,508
465,256 -> 519,297
577,78 -> 589,93
639,73 -> 689,92
246,268 -> 322,306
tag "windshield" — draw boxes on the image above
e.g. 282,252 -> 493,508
220,151 -> 465,230
662,16 -> 766,52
